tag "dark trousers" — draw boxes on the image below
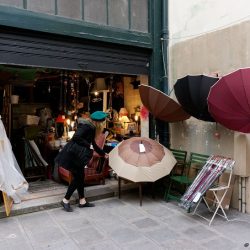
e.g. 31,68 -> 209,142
64,167 -> 85,200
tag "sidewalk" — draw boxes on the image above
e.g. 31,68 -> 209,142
0,178 -> 137,218
0,191 -> 250,249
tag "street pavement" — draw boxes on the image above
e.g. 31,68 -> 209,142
0,192 -> 250,250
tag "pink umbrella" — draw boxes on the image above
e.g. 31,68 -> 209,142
109,137 -> 176,182
109,137 -> 177,205
208,68 -> 250,133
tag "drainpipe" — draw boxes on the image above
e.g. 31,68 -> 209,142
239,176 -> 247,213
149,1 -> 169,147
239,177 -> 242,212
162,0 -> 169,94
242,177 -> 246,213
156,0 -> 170,147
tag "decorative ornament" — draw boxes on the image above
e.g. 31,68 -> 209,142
214,131 -> 220,139
140,105 -> 149,120
214,123 -> 220,139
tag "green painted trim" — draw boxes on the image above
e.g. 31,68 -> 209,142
0,5 -> 152,48
23,0 -> 27,9
148,0 -> 169,147
81,0 -> 84,20
149,1 -> 163,90
55,0 -> 58,15
128,0 -> 131,29
106,0 -> 109,25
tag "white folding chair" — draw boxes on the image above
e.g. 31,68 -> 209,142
193,165 -> 234,226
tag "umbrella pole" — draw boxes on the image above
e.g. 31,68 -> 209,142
118,177 -> 121,199
139,183 -> 142,206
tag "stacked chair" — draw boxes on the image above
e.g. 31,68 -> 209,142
185,156 -> 235,226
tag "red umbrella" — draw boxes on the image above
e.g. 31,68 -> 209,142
139,84 -> 190,122
208,68 -> 250,133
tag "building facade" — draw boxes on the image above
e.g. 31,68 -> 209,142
168,0 -> 250,213
0,0 -> 170,145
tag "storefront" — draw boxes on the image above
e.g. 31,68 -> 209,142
0,1 -> 168,181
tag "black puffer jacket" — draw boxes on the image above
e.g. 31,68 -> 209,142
55,119 -> 105,171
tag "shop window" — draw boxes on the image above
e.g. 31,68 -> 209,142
84,0 -> 107,25
27,0 -> 55,15
57,0 -> 82,20
131,0 -> 148,32
0,0 -> 23,8
0,0 -> 149,33
108,0 -> 129,29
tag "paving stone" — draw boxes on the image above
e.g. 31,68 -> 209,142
162,213 -> 199,229
59,217 -> 91,232
0,217 -> 24,240
211,220 -> 250,243
33,239 -> 79,250
1,183 -> 250,249
86,240 -> 120,250
0,238 -> 33,250
122,238 -> 163,250
141,203 -> 175,218
132,217 -> 159,229
93,215 -> 127,234
25,226 -> 66,247
100,198 -> 127,208
112,204 -> 145,220
17,211 -> 56,232
68,226 -> 105,246
145,226 -> 180,243
109,227 -> 144,244
202,237 -> 237,250
161,238 -> 206,250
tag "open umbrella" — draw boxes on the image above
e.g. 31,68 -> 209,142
139,85 -> 190,122
109,137 -> 177,182
208,68 -> 250,133
174,75 -> 219,122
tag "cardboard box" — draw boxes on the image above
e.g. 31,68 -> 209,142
19,115 -> 40,126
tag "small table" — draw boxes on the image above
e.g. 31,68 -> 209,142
118,177 -> 155,206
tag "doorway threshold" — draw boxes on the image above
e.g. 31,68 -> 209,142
0,178 -> 138,218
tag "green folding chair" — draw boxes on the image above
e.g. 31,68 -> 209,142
164,151 -> 209,202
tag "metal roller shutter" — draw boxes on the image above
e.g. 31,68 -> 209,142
0,27 -> 150,75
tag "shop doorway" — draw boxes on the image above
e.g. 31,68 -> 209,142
0,64 -> 145,182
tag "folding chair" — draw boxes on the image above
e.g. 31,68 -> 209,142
192,158 -> 235,226
164,151 -> 208,202
164,149 -> 188,202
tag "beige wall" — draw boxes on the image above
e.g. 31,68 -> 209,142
169,20 -> 250,212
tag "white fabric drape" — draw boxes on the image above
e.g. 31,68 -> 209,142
0,116 -> 28,203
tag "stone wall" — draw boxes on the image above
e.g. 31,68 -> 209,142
169,19 -> 250,212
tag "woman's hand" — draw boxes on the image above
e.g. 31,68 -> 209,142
104,153 -> 109,159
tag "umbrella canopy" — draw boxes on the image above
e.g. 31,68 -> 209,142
109,137 -> 177,182
208,68 -> 250,133
174,75 -> 219,122
139,84 -> 190,122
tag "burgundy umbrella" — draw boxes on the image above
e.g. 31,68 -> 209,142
208,68 -> 250,133
139,85 -> 190,122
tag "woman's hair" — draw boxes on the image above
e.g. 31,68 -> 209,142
87,118 -> 106,138
77,108 -> 89,118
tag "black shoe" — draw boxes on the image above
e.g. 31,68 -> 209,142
61,201 -> 73,212
78,202 -> 95,208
